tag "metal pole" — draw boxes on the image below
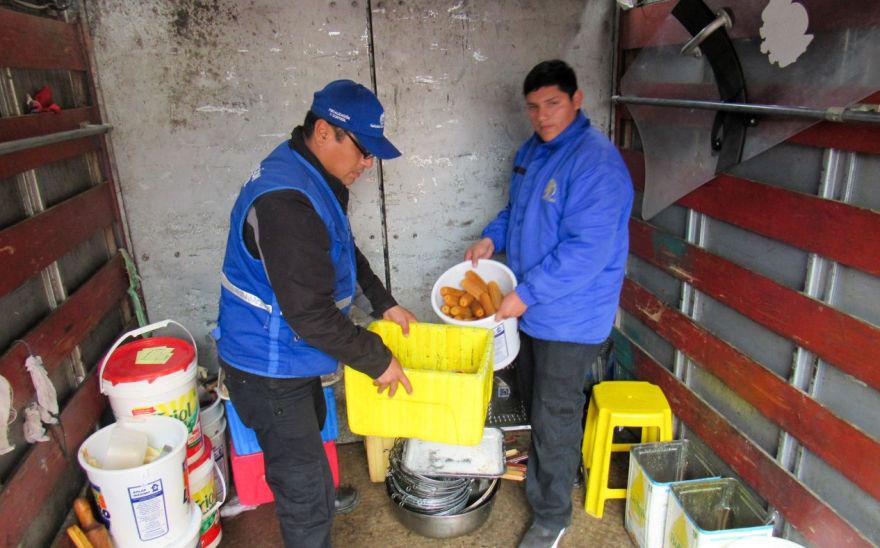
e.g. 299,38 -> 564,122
613,95 -> 880,124
0,123 -> 111,156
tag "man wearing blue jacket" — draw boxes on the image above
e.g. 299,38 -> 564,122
466,60 -> 633,547
217,80 -> 414,547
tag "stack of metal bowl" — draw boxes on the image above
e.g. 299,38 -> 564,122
385,440 -> 499,539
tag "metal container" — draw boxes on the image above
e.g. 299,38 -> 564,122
401,428 -> 505,478
626,440 -> 719,548
666,478 -> 774,547
386,478 -> 498,539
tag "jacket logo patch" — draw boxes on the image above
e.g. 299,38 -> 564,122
542,179 -> 558,203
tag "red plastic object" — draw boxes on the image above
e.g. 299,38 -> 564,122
230,439 -> 340,506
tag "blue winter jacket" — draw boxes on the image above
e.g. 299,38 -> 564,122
482,112 -> 633,344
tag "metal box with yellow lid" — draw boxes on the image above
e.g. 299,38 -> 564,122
344,320 -> 494,446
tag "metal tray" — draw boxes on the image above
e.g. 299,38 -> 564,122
401,428 -> 505,478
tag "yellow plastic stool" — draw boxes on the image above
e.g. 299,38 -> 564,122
582,381 -> 672,518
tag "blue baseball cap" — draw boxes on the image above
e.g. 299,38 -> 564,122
310,80 -> 401,160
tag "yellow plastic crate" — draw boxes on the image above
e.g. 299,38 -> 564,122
344,320 -> 493,446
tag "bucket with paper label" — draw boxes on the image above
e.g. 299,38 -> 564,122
189,435 -> 227,548
432,260 -> 520,370
78,415 -> 190,546
100,319 -> 205,467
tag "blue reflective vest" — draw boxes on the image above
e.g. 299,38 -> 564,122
216,143 -> 356,378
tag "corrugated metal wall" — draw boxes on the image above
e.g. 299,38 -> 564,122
614,2 -> 879,546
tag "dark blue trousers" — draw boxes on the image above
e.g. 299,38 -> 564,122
222,363 -> 334,548
516,333 -> 602,530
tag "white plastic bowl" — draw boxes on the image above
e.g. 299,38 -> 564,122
431,260 -> 520,370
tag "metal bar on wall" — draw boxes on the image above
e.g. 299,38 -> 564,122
0,124 -> 111,156
613,95 -> 880,124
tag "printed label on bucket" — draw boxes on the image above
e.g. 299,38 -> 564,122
493,325 -> 508,362
90,483 -> 111,528
628,465 -> 648,530
128,479 -> 169,541
668,513 -> 694,548
192,478 -> 217,514
199,509 -> 220,536
132,388 -> 201,449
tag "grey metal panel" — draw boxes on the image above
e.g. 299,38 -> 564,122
57,231 -> 112,294
831,264 -> 880,328
703,217 -> 809,291
0,275 -> 50,353
696,293 -> 796,379
632,190 -> 688,237
680,428 -> 767,509
626,255 -> 681,309
797,449 -> 880,545
0,178 -> 26,229
619,311 -> 676,371
727,141 -> 823,195
370,0 -> 615,317
686,361 -> 781,455
85,0 -> 383,363
848,153 -> 880,210
78,308 -> 125,370
812,361 -> 880,440
35,155 -> 97,208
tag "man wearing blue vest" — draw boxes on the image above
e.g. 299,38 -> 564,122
466,60 -> 633,548
217,80 -> 415,547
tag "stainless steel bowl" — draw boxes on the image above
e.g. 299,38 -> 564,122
386,478 -> 499,539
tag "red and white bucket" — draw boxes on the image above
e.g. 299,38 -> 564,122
100,319 -> 205,467
189,436 -> 226,548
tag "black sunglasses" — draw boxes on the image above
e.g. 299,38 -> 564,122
345,131 -> 373,160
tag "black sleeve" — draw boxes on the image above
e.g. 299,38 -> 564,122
252,190 -> 391,379
354,246 -> 397,318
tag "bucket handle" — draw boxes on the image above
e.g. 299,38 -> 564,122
98,319 -> 197,394
205,460 -> 228,516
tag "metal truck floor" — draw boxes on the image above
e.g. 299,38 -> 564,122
221,441 -> 633,547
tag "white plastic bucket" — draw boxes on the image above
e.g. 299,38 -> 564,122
189,436 -> 227,548
431,259 -> 520,370
175,504 -> 203,548
78,416 -> 190,546
202,415 -> 229,497
99,319 -> 205,467
200,391 -> 224,427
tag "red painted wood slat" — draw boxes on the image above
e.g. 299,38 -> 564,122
0,136 -> 100,180
0,107 -> 99,142
0,254 -> 128,411
629,219 -> 880,392
620,278 -> 880,501
0,371 -> 106,546
0,182 -> 116,298
787,120 -> 880,155
612,331 -> 873,547
0,8 -> 87,71
621,151 -> 880,277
